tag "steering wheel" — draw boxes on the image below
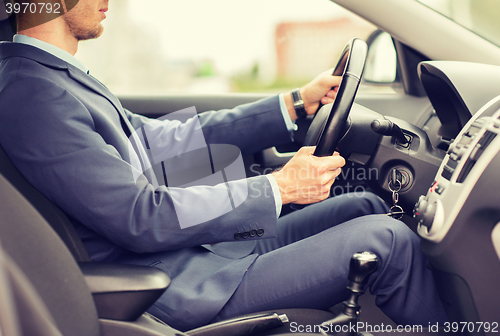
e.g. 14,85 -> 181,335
303,38 -> 368,157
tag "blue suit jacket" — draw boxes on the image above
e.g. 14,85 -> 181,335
0,42 -> 292,330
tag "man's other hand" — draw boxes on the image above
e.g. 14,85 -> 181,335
272,147 -> 345,205
285,70 -> 342,121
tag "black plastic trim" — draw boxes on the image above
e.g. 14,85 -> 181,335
80,263 -> 170,321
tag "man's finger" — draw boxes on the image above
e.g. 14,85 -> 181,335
321,97 -> 335,105
324,75 -> 342,87
298,146 -> 316,156
323,155 -> 346,168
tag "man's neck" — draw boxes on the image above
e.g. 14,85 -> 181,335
17,19 -> 78,55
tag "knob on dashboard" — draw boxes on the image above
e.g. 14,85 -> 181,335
420,202 -> 436,229
413,195 -> 436,230
413,195 -> 428,222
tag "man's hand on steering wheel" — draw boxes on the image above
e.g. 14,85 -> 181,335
273,39 -> 368,206
274,70 -> 343,206
284,71 -> 342,121
272,146 -> 345,205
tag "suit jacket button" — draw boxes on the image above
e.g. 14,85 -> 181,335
234,232 -> 242,240
242,231 -> 250,239
257,228 -> 264,237
249,229 -> 257,237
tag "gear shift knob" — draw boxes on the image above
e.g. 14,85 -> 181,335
348,251 -> 378,284
320,252 -> 379,335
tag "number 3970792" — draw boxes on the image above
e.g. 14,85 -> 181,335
5,2 -> 62,14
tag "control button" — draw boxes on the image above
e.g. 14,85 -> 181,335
419,202 -> 436,230
457,135 -> 473,146
441,165 -> 454,180
466,124 -> 482,137
446,158 -> 458,169
456,146 -> 468,161
469,143 -> 482,161
234,232 -> 242,240
257,228 -> 265,237
242,231 -> 250,239
413,195 -> 428,224
430,181 -> 438,193
447,143 -> 456,155
249,229 -> 257,237
435,185 -> 445,195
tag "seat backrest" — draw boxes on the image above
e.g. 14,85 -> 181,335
0,17 -> 15,42
0,145 -> 90,261
0,174 -> 100,336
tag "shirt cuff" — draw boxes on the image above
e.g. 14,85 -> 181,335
265,174 -> 282,218
279,93 -> 298,141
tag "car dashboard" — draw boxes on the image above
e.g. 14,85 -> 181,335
402,61 -> 500,330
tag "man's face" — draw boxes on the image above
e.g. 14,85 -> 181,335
63,0 -> 109,41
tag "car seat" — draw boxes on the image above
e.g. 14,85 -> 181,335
0,145 -> 89,261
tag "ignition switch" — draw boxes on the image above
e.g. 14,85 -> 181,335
388,167 -> 413,191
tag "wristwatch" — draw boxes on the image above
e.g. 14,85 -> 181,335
291,88 -> 307,119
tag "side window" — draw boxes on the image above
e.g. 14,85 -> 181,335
76,0 -> 377,95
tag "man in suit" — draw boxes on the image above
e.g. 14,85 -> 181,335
0,0 -> 448,331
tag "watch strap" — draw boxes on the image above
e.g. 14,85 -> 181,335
291,88 -> 307,119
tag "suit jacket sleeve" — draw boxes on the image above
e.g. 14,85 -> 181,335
0,76 -> 291,254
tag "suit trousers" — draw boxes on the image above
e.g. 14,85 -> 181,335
211,192 -> 448,326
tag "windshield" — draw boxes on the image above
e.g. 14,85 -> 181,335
417,0 -> 500,47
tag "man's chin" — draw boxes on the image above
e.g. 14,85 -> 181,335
77,26 -> 104,41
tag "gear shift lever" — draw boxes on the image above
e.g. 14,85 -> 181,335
321,252 -> 378,335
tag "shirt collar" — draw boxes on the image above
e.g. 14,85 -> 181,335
13,34 -> 89,74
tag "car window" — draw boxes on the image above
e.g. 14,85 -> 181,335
417,0 -> 500,47
76,0 -> 376,95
